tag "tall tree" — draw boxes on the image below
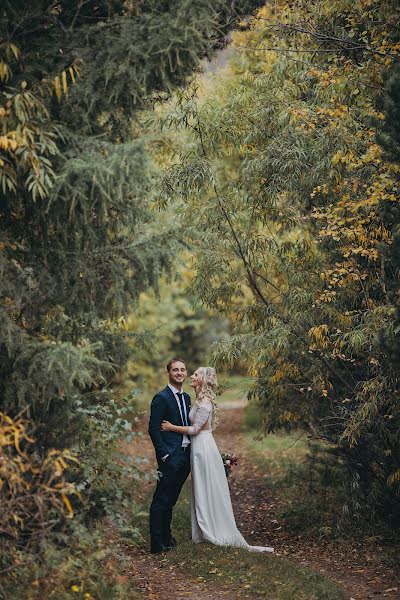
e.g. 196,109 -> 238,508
0,2 -> 267,595
0,0 -> 262,539
162,0 -> 400,524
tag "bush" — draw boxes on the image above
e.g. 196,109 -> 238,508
279,443 -> 399,543
0,412 -> 78,548
0,410 -> 144,599
0,523 -> 141,600
243,402 -> 263,431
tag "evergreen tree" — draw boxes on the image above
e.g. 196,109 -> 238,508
0,1 -> 266,594
0,0 -> 261,530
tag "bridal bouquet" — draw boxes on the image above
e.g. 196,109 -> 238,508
221,451 -> 238,477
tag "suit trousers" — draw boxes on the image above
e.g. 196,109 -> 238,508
149,446 -> 191,551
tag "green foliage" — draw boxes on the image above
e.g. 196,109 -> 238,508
243,401 -> 263,431
0,523 -> 141,600
121,270 -> 230,392
0,0 -> 260,594
379,65 -> 400,162
0,412 -> 78,544
0,0 -> 262,442
160,0 -> 400,526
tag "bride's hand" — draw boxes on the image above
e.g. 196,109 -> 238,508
161,420 -> 172,431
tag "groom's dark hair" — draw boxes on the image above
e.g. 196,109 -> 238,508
166,357 -> 187,372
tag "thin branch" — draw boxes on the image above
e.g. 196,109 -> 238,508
251,20 -> 400,60
280,430 -> 306,452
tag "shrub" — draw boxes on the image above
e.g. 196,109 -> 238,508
0,412 -> 78,548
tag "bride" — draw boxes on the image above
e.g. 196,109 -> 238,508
161,366 -> 274,553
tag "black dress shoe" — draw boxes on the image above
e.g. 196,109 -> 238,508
150,544 -> 172,554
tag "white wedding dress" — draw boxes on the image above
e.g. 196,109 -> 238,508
188,400 -> 274,553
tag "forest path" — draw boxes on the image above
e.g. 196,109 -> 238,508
118,402 -> 398,600
116,401 -> 252,600
215,405 -> 399,600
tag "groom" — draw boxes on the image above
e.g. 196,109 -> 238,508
148,357 -> 191,554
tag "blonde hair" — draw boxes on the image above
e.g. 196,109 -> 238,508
196,367 -> 218,429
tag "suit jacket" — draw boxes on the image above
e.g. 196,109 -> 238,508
148,386 -> 191,463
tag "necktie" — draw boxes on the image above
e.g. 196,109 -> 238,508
177,392 -> 188,426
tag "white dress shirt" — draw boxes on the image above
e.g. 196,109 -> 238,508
168,383 -> 191,448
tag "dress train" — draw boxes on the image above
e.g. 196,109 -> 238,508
189,424 -> 273,553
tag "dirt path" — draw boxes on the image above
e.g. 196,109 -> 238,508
117,402 -> 399,600
215,404 -> 399,600
116,406 -> 249,600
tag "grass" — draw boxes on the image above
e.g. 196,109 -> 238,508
133,485 -> 345,600
242,406 -> 400,561
244,424 -> 309,482
242,407 -> 354,539
0,523 -> 143,600
217,374 -> 254,404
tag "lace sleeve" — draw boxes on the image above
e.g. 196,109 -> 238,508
188,401 -> 212,436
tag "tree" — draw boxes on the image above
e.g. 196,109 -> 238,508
0,0 -> 263,575
161,0 -> 400,524
122,266 -> 230,390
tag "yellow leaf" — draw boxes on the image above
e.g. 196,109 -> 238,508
69,66 -> 76,84
54,76 -> 61,102
13,429 -> 22,454
62,493 -> 74,517
61,70 -> 68,94
10,44 -> 20,60
0,60 -> 10,82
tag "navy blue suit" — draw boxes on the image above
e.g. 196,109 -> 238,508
148,386 -> 191,552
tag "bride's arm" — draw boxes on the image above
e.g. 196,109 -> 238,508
161,422 -> 190,434
162,402 -> 212,436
